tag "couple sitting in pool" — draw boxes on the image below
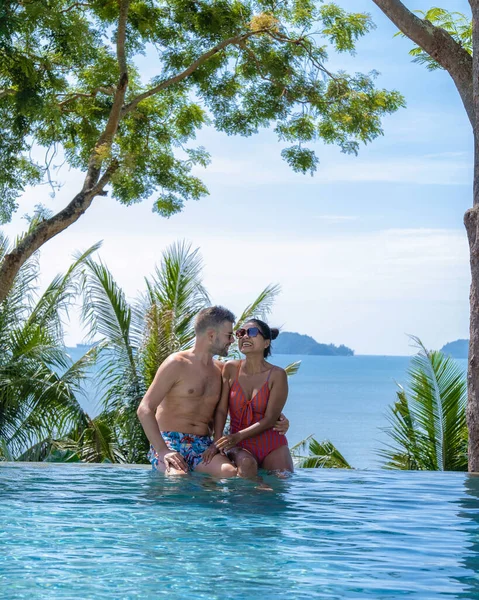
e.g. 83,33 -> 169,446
137,306 -> 294,477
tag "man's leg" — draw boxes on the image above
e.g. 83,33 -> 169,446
154,461 -> 189,476
261,446 -> 294,473
195,453 -> 237,478
148,446 -> 189,476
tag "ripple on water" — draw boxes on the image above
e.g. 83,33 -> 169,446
1,465 -> 479,599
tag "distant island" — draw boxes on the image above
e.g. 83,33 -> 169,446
273,332 -> 354,356
440,339 -> 469,359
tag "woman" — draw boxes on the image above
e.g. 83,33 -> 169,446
203,319 -> 294,477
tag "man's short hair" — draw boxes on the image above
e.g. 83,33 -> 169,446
195,306 -> 235,335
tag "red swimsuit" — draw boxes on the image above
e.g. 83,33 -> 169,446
229,362 -> 288,463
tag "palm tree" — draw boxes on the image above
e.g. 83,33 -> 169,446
291,435 -> 353,469
81,240 -> 298,463
379,337 -> 467,471
0,229 -> 101,461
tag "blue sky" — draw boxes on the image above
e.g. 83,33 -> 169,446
2,0 -> 473,355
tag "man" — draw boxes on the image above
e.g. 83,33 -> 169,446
137,305 -> 238,476
137,305 -> 289,476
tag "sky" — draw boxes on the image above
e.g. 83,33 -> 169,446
2,0 -> 473,355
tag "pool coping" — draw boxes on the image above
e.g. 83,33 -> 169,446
0,461 -> 151,469
0,462 -> 478,474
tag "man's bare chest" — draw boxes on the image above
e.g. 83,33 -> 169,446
175,369 -> 221,400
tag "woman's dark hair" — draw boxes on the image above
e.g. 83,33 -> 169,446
244,318 -> 279,358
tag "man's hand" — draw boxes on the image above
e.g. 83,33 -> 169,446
163,450 -> 188,473
202,443 -> 219,465
273,413 -> 289,435
216,432 -> 242,452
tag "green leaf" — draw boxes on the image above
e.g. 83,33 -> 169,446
291,435 -> 353,468
379,336 -> 467,471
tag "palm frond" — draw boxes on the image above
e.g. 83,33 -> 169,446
379,337 -> 467,471
140,241 -> 210,385
81,257 -> 142,410
395,8 -> 471,71
146,241 -> 209,350
291,435 -> 353,469
236,284 -> 281,326
26,242 -> 102,340
0,241 -> 98,460
284,361 -> 301,376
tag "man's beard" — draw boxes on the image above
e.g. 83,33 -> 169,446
212,339 -> 230,357
214,344 -> 229,357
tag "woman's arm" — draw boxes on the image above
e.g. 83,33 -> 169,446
213,363 -> 233,441
216,368 -> 288,451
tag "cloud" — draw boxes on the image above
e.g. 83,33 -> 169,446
193,150 -> 472,186
17,225 -> 467,355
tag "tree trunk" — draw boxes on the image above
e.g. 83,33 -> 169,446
466,0 -> 479,471
465,207 -> 479,471
0,189 -> 99,303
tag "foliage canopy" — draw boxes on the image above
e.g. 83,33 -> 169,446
1,0 -> 404,223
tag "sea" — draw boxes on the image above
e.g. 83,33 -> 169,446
69,349 -> 468,470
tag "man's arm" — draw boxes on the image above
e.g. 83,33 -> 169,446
137,356 -> 187,471
202,362 -> 233,465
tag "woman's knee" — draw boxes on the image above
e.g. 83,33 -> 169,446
262,447 -> 294,472
237,455 -> 258,478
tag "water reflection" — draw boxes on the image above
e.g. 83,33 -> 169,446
455,474 -> 479,599
142,470 -> 293,509
138,471 -> 297,597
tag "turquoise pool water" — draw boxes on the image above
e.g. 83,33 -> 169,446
1,465 -> 479,599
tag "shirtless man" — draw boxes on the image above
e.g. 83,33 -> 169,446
137,306 -> 239,476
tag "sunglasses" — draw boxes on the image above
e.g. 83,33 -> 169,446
235,327 -> 265,339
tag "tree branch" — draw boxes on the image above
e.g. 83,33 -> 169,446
0,161 -> 119,303
58,86 -> 116,107
0,89 -> 16,100
88,160 -> 120,197
121,30 -> 262,117
372,0 -> 474,129
60,2 -> 90,13
240,43 -> 289,97
83,0 -> 130,192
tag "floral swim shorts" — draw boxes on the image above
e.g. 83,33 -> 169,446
147,431 -> 213,472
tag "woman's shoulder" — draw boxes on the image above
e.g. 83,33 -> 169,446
267,364 -> 287,381
224,359 -> 241,374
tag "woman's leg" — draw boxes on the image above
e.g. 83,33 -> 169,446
227,447 -> 258,479
261,446 -> 294,473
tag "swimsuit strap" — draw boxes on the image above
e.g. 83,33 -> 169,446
266,366 -> 274,383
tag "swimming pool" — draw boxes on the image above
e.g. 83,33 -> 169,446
1,464 -> 478,599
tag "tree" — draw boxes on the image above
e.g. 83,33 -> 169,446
379,337 -> 467,471
370,1 -> 479,471
0,0 -> 404,302
0,228 -> 99,460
